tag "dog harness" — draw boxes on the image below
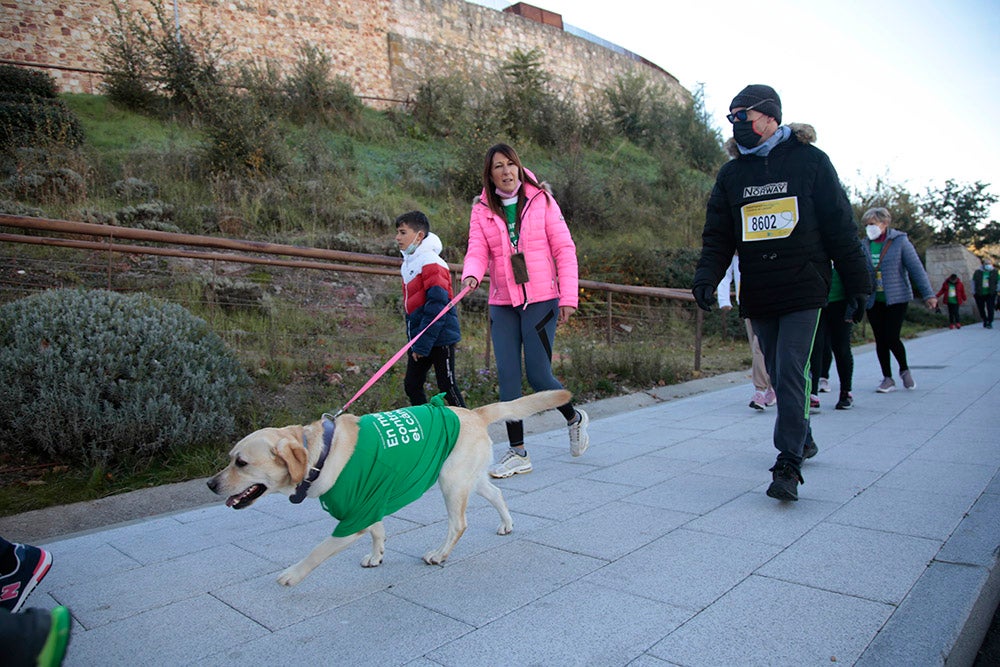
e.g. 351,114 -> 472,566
319,394 -> 460,537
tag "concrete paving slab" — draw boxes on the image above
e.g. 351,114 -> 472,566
425,580 -> 691,667
828,485 -> 974,541
66,595 -> 270,666
524,500 -> 695,560
199,591 -> 473,666
388,540 -> 605,627
589,528 -> 781,611
758,522 -> 941,605
648,575 -> 895,666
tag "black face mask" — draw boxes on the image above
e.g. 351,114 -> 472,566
733,120 -> 763,149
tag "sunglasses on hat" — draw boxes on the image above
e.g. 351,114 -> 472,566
726,99 -> 775,124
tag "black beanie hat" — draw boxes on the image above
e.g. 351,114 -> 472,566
730,84 -> 782,124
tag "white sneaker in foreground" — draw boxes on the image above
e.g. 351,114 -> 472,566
489,448 -> 532,478
569,409 -> 590,456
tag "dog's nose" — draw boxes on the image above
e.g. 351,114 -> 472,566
207,477 -> 218,493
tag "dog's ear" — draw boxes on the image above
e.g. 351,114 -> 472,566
274,440 -> 309,484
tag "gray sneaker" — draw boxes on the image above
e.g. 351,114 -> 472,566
876,377 -> 896,393
900,369 -> 916,390
489,448 -> 532,478
568,409 -> 590,457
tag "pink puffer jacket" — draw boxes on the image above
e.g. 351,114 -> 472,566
462,181 -> 579,309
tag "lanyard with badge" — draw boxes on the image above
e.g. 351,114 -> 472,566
503,201 -> 529,284
872,239 -> 894,292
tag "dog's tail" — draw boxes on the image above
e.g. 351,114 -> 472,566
473,389 -> 572,425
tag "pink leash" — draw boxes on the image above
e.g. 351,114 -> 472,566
328,284 -> 473,418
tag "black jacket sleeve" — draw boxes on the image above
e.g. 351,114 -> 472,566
693,176 -> 737,290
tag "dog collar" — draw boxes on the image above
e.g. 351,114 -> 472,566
289,416 -> 336,504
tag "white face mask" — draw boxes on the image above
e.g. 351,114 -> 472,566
865,224 -> 883,240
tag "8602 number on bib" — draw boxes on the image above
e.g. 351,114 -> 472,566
741,197 -> 799,242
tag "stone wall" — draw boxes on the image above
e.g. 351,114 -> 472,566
925,244 -> 985,317
1,0 -> 687,108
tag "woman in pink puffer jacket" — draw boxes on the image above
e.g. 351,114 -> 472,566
461,143 -> 590,478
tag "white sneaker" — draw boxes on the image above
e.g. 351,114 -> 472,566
489,449 -> 532,478
749,390 -> 767,411
818,377 -> 830,393
568,409 -> 590,456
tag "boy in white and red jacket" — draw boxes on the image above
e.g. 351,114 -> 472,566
395,211 -> 465,407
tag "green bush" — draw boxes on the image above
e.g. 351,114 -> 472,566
0,98 -> 85,150
0,289 -> 251,465
0,65 -> 59,98
285,43 -> 362,126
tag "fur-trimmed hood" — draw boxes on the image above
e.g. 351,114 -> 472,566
724,123 -> 817,158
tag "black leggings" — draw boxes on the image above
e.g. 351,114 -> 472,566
866,301 -> 909,378
811,300 -> 854,392
946,302 -> 960,325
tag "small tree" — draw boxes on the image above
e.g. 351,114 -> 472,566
604,72 -> 650,144
922,179 -> 999,249
853,177 -> 935,257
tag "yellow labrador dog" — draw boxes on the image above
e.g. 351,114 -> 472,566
207,389 -> 570,586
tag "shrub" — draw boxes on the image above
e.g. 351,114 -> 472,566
411,75 -> 470,138
285,43 -> 362,126
100,0 -> 160,112
0,98 -> 85,150
0,289 -> 251,465
114,200 -> 180,231
0,65 -> 58,98
198,87 -> 287,177
4,167 -> 86,203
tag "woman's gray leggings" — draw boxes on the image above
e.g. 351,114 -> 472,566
490,299 -> 574,445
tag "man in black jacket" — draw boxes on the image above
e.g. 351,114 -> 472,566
692,84 -> 872,501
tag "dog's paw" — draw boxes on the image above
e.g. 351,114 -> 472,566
497,520 -> 513,536
277,565 -> 306,586
422,550 -> 448,566
361,551 -> 384,568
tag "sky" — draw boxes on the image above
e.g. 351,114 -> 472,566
470,0 -> 1000,221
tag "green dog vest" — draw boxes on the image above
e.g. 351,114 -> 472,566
319,394 -> 460,537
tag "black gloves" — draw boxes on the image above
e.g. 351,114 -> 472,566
692,285 -> 715,312
845,294 -> 868,323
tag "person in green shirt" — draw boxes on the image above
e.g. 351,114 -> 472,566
971,261 -> 998,328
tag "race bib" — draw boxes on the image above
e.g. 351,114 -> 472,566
741,197 -> 799,242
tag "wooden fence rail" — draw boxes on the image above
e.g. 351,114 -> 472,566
0,214 -> 704,370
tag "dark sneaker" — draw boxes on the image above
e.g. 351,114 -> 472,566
835,391 -> 853,410
876,376 -> 896,393
809,394 -> 820,410
803,440 -> 819,459
900,369 -> 916,390
767,462 -> 803,501
0,543 -> 53,613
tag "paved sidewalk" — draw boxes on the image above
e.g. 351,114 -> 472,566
11,326 -> 1000,666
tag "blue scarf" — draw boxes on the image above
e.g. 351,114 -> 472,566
737,125 -> 792,157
